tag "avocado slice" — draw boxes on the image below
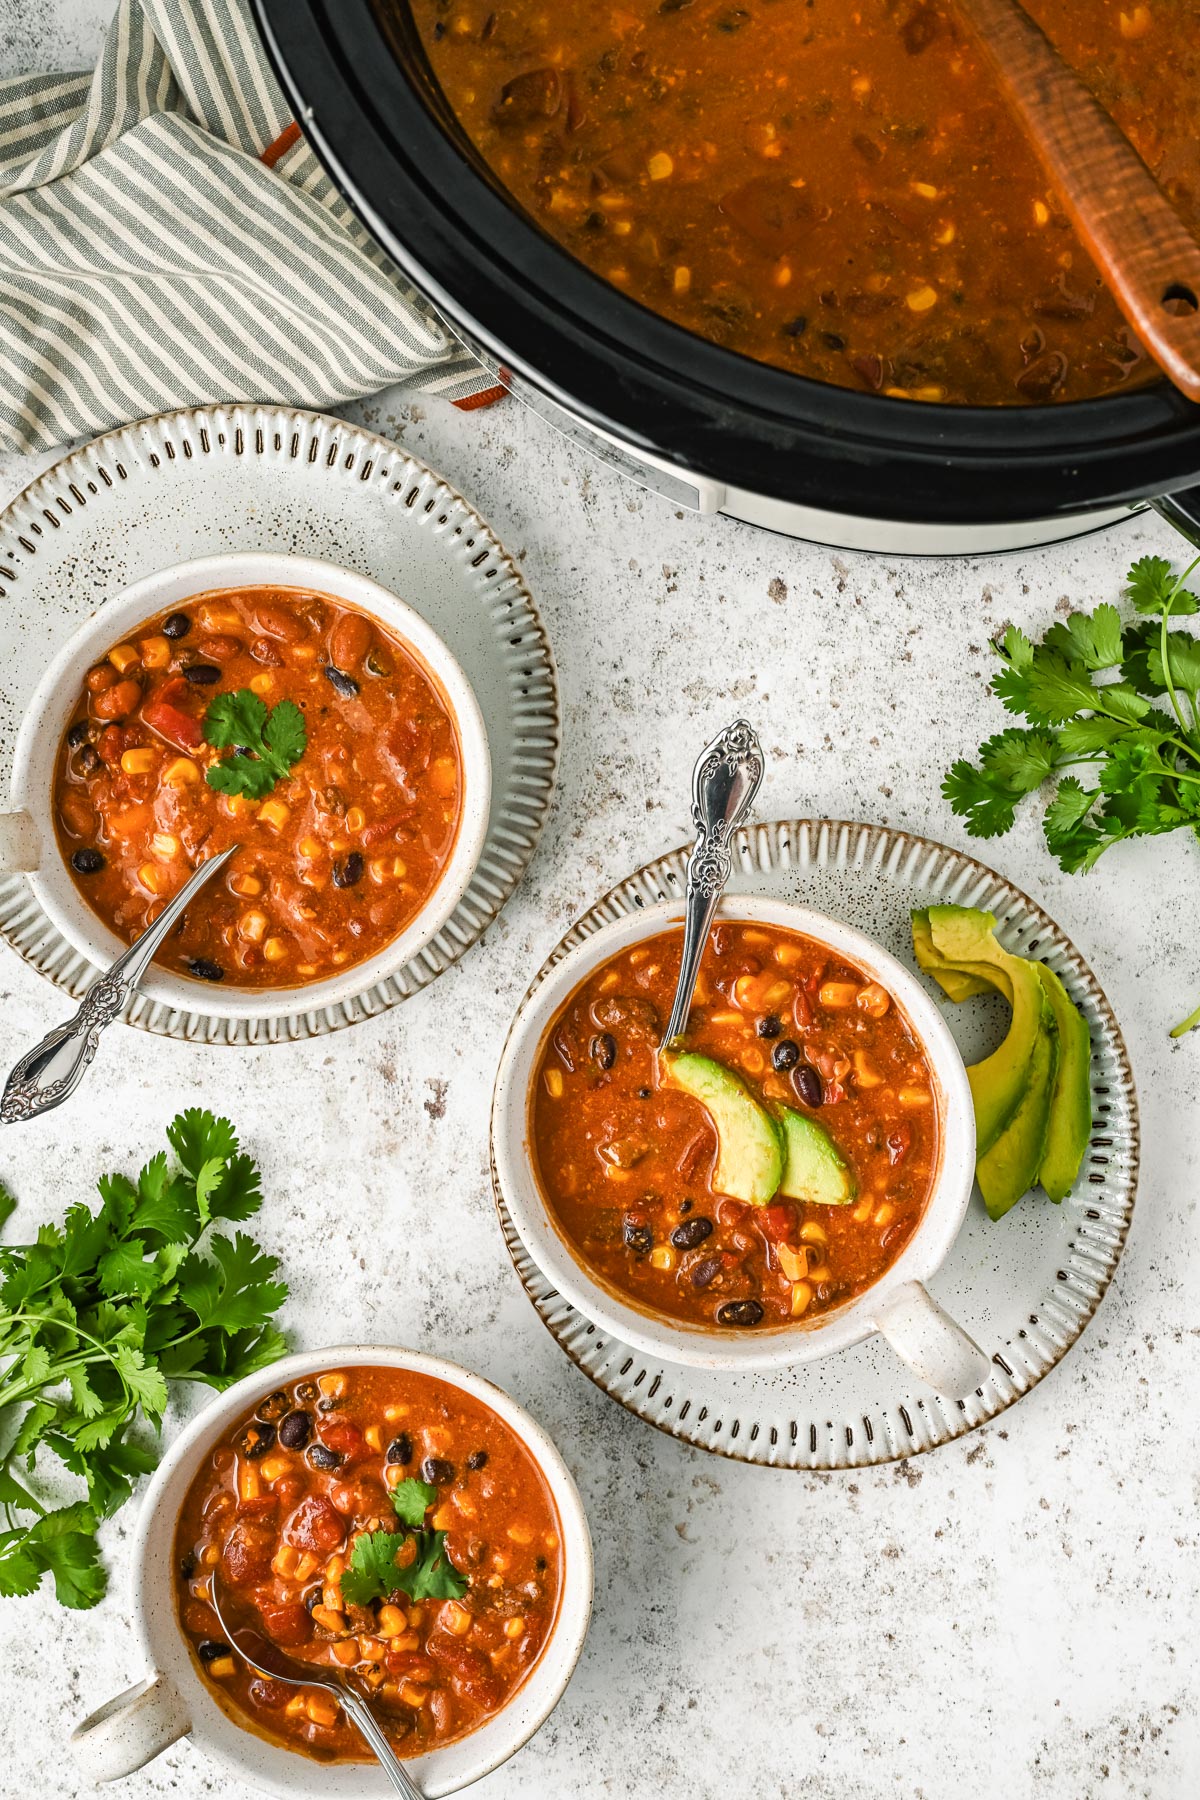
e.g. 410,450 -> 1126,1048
975,991 -> 1058,1219
913,905 -> 1092,1199
777,1108 -> 856,1206
662,1052 -> 783,1205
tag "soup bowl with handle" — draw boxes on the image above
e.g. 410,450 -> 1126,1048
492,896 -> 990,1397
69,1343 -> 593,1797
0,550 -> 491,1021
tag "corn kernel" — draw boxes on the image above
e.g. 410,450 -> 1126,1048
137,862 -> 167,896
1033,199 -> 1050,226
364,1425 -> 382,1452
428,756 -> 457,797
285,1694 -> 306,1717
399,1682 -> 428,1708
239,910 -> 269,943
507,1523 -> 535,1545
260,1454 -> 288,1483
791,1280 -> 814,1316
898,1088 -> 931,1108
358,1635 -> 387,1662
258,798 -> 290,830
875,1203 -> 895,1227
503,1617 -> 525,1639
905,284 -> 938,312
120,747 -> 156,776
776,1244 -> 808,1282
206,1656 -> 236,1679
310,1604 -> 347,1634
853,1050 -> 883,1088
163,756 -> 200,787
649,1245 -> 676,1272
295,1552 -> 319,1581
1119,4 -> 1152,35
852,1197 -> 873,1222
345,806 -> 366,832
799,1221 -> 828,1245
229,872 -> 262,897
647,151 -> 673,180
221,793 -> 255,820
378,1605 -> 408,1638
856,983 -> 891,1018
139,635 -> 172,669
273,1543 -> 301,1580
306,1693 -> 339,1728
432,1503 -> 455,1530
109,643 -> 140,674
383,1403 -> 409,1423
263,937 -> 288,963
441,1600 -> 472,1636
934,222 -> 957,246
299,835 -> 323,859
249,672 -> 275,696
324,1551 -> 346,1578
238,1463 -> 261,1502
673,265 -> 691,293
331,1639 -> 359,1667
911,180 -> 939,199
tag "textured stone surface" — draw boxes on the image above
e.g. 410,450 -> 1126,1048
1,6 -> 1198,1799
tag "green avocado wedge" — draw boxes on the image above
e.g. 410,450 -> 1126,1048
777,1108 -> 856,1206
975,992 -> 1058,1219
912,904 -> 1092,1206
661,1051 -> 783,1205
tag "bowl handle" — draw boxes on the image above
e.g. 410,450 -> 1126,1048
872,1280 -> 991,1399
70,1672 -> 191,1783
0,810 -> 40,871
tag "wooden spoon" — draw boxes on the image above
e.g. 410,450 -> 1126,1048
953,0 -> 1200,401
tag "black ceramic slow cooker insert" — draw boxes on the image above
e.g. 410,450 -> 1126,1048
253,0 -> 1200,555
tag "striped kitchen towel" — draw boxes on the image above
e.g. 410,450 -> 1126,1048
0,0 -> 498,455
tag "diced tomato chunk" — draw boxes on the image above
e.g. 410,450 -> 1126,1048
428,1633 -> 503,1710
223,1516 -> 276,1585
285,1493 -> 344,1555
235,1494 -> 279,1518
318,1419 -> 365,1462
258,1600 -> 313,1648
759,1201 -> 798,1244
96,725 -> 130,766
142,697 -> 203,750
361,811 -> 409,850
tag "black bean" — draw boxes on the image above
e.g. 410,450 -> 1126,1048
783,314 -> 808,337
186,957 -> 225,982
637,1086 -> 652,1099
308,1443 -> 342,1471
671,1216 -> 714,1251
197,1640 -> 230,1664
183,663 -> 221,685
717,1299 -> 765,1327
162,611 -> 191,640
422,1457 -> 455,1484
793,1064 -> 824,1107
365,648 -> 392,677
386,1433 -> 413,1466
316,1396 -> 337,1413
756,1014 -> 783,1039
303,1586 -> 322,1614
238,1420 -> 275,1459
256,1389 -> 290,1422
467,1449 -> 488,1471
295,1381 -> 318,1402
67,720 -> 92,748
589,1031 -> 617,1070
623,1216 -> 653,1256
772,1038 -> 801,1072
278,1409 -> 312,1449
78,744 -> 100,774
179,1550 -> 197,1580
323,664 -> 360,699
70,848 -> 104,875
332,852 -> 363,888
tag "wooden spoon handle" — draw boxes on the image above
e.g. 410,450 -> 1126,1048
954,0 -> 1200,401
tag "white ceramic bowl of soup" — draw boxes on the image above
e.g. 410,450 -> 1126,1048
0,552 -> 491,1021
69,1344 -> 593,1797
492,896 -> 989,1396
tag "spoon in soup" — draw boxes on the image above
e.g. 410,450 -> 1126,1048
0,845 -> 239,1124
209,1575 -> 425,1798
661,719 -> 764,1048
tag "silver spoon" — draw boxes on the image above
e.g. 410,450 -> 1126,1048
661,719 -> 765,1048
0,845 -> 239,1124
210,1576 -> 424,1799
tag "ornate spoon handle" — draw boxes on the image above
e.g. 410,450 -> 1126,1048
661,720 -> 764,1048
1,845 -> 239,1124
338,1688 -> 426,1799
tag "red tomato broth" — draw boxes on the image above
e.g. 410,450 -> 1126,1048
530,922 -> 939,1329
173,1366 -> 563,1762
52,586 -> 463,988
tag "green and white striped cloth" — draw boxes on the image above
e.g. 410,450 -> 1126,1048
0,0 -> 493,454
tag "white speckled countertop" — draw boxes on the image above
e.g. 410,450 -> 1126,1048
1,5 -> 1198,1798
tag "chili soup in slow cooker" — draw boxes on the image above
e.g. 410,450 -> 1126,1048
410,0 -> 1200,405
52,586 -> 463,988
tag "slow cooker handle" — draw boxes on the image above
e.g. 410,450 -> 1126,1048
1153,488 -> 1200,553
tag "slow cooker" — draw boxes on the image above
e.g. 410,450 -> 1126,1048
253,0 -> 1200,557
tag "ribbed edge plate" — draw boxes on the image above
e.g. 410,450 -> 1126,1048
0,405 -> 558,1043
491,820 -> 1138,1470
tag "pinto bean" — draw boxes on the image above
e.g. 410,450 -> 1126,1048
92,678 -> 142,720
328,611 -> 373,670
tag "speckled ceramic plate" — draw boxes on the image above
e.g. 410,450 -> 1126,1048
0,405 -> 558,1043
491,820 -> 1138,1470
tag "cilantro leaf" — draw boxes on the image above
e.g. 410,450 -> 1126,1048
1126,555 -> 1198,617
341,1530 -> 410,1606
0,1111 -> 288,1611
341,1523 -> 468,1607
204,691 -> 306,799
401,1529 -> 469,1602
391,1477 -> 437,1528
0,1181 -> 16,1234
1043,604 -> 1124,671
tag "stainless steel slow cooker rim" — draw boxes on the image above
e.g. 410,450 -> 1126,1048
253,0 -> 1200,533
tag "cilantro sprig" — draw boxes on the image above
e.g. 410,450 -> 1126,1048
204,689 -> 306,800
340,1476 -> 467,1607
944,553 -> 1200,1035
0,1113 -> 288,1608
